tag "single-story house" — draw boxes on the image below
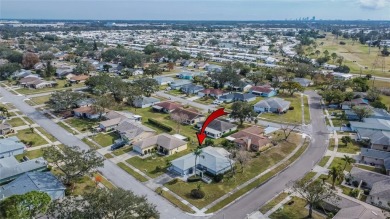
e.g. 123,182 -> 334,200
331,72 -> 353,81
170,80 -> 192,90
197,88 -> 229,98
359,149 -> 390,175
152,101 -> 182,113
292,78 -> 313,87
350,118 -> 390,132
219,92 -> 256,103
0,136 -> 24,158
205,64 -> 223,73
178,72 -> 195,80
180,84 -> 204,95
132,96 -> 160,108
116,120 -> 156,144
76,98 -> 96,107
73,106 -> 103,119
0,156 -> 47,184
19,76 -> 57,89
249,86 -> 276,97
346,108 -> 390,121
357,129 -> 390,152
0,172 -> 65,201
196,119 -> 237,139
229,81 -> 252,92
323,63 -> 338,70
254,97 -> 291,113
170,146 -> 233,176
0,122 -> 12,135
69,75 -> 89,83
367,179 -> 390,210
341,98 -> 369,110
171,108 -> 205,125
99,111 -> 141,132
230,126 -> 270,151
132,133 -> 187,156
154,76 -> 175,85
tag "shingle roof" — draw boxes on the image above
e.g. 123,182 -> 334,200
360,148 -> 390,160
171,108 -> 204,120
198,119 -> 237,133
231,126 -> 269,148
370,179 -> 390,198
0,136 -> 24,154
155,101 -> 182,111
250,86 -> 273,93
349,166 -> 389,187
133,133 -> 186,150
0,157 -> 47,181
116,120 -> 155,140
254,97 -> 291,109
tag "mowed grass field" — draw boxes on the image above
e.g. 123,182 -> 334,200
310,34 -> 390,77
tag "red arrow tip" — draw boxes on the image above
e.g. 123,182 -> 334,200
196,132 -> 207,146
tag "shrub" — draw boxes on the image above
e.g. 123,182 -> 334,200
168,179 -> 178,185
214,174 -> 224,183
65,188 -> 72,196
339,41 -> 346,45
361,181 -> 367,187
190,189 -> 205,199
352,180 -> 359,187
205,139 -> 214,146
187,175 -> 201,182
350,189 -> 359,197
148,118 -> 173,132
364,189 -> 370,195
221,129 -> 239,138
289,106 -> 294,110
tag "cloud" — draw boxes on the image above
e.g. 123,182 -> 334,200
359,0 -> 390,9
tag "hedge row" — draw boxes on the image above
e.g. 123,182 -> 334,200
221,129 -> 239,138
148,118 -> 173,132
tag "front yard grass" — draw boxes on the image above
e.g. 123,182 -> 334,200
82,138 -> 101,150
7,117 -> 26,127
112,146 -> 133,156
329,157 -> 354,172
304,95 -> 310,124
30,95 -> 51,105
156,187 -> 195,214
57,122 -> 75,134
328,138 -> 335,151
355,164 -> 386,174
65,118 -> 98,132
36,127 -> 57,142
258,94 -> 306,124
17,80 -> 85,95
166,133 -> 302,209
337,140 -> 361,154
71,176 -> 96,196
94,173 -> 116,190
104,153 -> 114,159
300,171 -> 316,184
260,193 -> 289,214
91,132 -> 120,147
23,117 -> 34,125
167,89 -> 185,96
117,162 -> 148,182
269,196 -> 325,219
194,97 -> 215,105
15,148 -> 44,161
16,129 -> 48,147
318,156 -> 330,167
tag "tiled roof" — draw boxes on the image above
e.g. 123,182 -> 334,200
171,108 -> 203,120
155,101 -> 182,110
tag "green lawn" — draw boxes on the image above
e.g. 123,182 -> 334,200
331,118 -> 349,127
82,138 -> 101,150
15,148 -> 44,161
156,187 -> 195,214
17,80 -> 85,95
328,139 -> 335,151
112,146 -> 133,156
7,117 -> 26,127
117,162 -> 148,182
65,118 -> 98,132
194,97 -> 215,105
30,95 -> 51,105
71,176 -> 96,196
303,96 -> 310,124
167,89 -> 184,96
355,164 -> 386,174
104,153 -> 114,159
318,156 -> 330,167
127,149 -> 191,178
16,129 -> 48,147
329,157 -> 354,172
36,127 -> 57,142
260,193 -> 289,214
337,140 -> 361,154
270,196 -> 325,219
57,122 -> 75,134
23,117 -> 34,125
258,94 -> 306,124
166,133 -> 302,209
94,173 -> 116,190
91,132 -> 120,147
300,171 -> 316,184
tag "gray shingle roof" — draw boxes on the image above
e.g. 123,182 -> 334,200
197,119 -> 237,133
361,148 -> 390,160
254,97 -> 291,109
349,166 -> 389,188
0,157 -> 47,181
133,133 -> 186,150
370,179 -> 390,198
116,120 -> 155,140
0,136 -> 25,154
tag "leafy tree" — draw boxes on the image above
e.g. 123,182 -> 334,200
93,40 -> 98,51
366,88 -> 381,101
230,101 -> 255,126
48,90 -> 87,112
43,60 -> 56,78
144,64 -> 162,78
39,52 -> 55,61
133,77 -> 159,97
0,63 -> 21,80
334,65 -> 350,73
22,52 -> 40,69
331,53 -> 338,63
371,100 -> 387,110
93,95 -> 113,120
43,146 -> 104,185
323,50 -> 329,57
328,166 -> 344,189
208,39 -> 219,46
341,155 -> 354,171
167,62 -> 175,71
103,64 -> 112,72
352,106 -> 373,121
0,191 -> 51,219
280,81 -> 304,96
315,50 -> 321,57
170,113 -> 189,134
341,136 -> 352,145
291,179 -> 336,218
210,64 -> 240,88
6,51 -> 23,63
235,150 -> 251,172
247,72 -> 264,86
336,56 -> 344,66
143,44 -> 158,55
321,89 -> 344,105
74,61 -> 95,74
47,188 -> 159,219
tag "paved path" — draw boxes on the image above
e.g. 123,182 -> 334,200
0,86 -> 194,219
212,90 -> 330,219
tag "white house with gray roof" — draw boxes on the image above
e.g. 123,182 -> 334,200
196,119 -> 237,139
253,97 -> 291,113
132,96 -> 160,108
169,146 -> 233,176
0,157 -> 47,184
0,136 -> 25,158
0,172 -> 65,200
360,149 -> 390,175
132,133 -> 187,156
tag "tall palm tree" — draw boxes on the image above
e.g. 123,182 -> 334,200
328,166 -> 343,189
193,147 -> 204,176
341,155 -> 354,171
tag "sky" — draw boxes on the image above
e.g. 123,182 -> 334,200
0,0 -> 389,20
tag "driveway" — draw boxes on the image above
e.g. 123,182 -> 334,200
0,87 -> 194,219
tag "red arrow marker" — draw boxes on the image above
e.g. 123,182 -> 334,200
196,108 -> 229,146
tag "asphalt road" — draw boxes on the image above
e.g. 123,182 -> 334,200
0,87 -> 193,219
212,90 -> 329,219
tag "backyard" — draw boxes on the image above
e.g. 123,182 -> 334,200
164,133 -> 302,209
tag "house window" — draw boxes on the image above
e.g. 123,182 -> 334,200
384,146 -> 388,150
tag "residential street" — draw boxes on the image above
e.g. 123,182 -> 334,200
0,87 -> 193,219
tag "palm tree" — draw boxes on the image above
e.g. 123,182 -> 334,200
193,147 -> 204,176
341,155 -> 354,171
328,166 -> 343,189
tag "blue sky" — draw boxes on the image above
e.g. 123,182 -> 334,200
1,0 -> 389,20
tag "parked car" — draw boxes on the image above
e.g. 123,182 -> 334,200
212,100 -> 223,105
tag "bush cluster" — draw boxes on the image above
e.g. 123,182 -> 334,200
148,118 -> 173,132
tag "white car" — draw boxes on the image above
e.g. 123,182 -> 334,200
212,100 -> 224,105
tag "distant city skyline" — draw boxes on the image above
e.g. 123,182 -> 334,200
1,0 -> 389,21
